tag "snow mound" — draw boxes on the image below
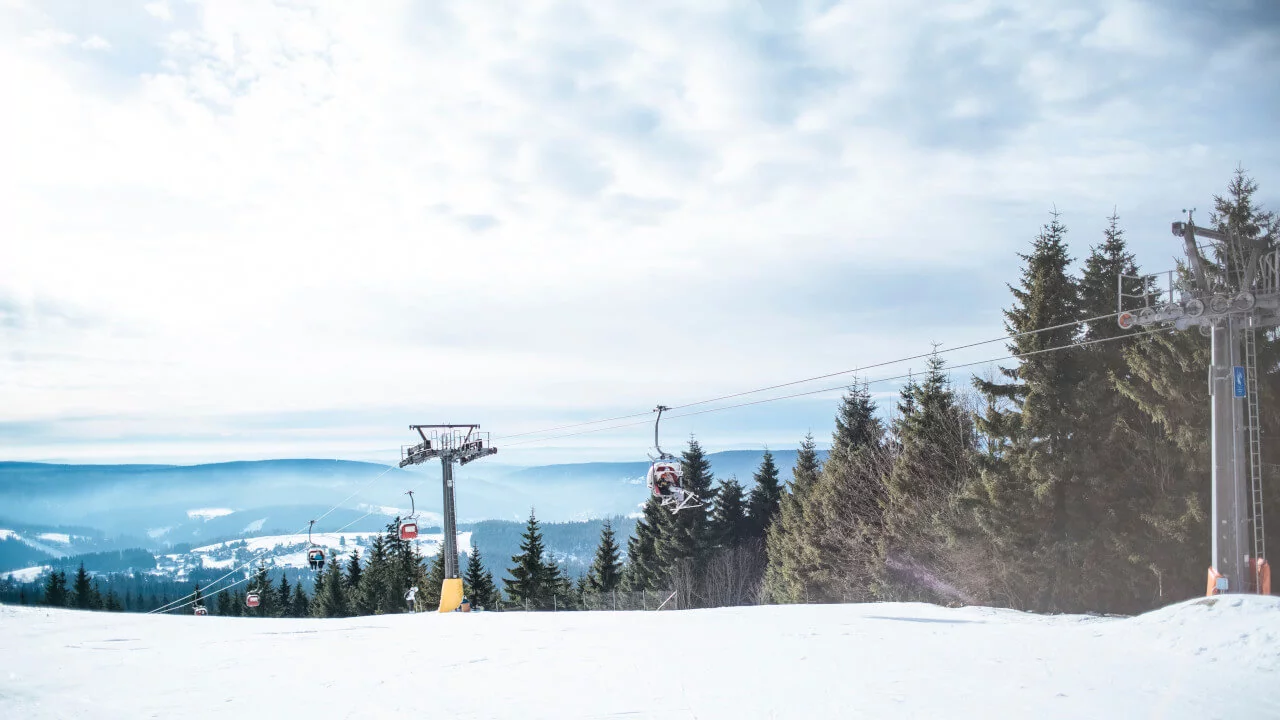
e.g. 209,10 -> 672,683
0,598 -> 1277,719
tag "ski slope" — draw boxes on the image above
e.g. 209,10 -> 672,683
2,596 -> 1278,719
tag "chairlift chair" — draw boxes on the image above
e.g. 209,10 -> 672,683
399,490 -> 419,541
193,605 -> 208,616
306,520 -> 326,571
245,592 -> 260,608
646,405 -> 703,513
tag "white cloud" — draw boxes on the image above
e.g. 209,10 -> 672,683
81,34 -> 110,51
144,1 -> 172,22
0,0 -> 1276,462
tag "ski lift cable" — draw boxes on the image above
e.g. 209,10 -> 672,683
149,462 -> 402,614
666,327 -> 1166,421
159,325 -> 1156,614
667,310 -> 1124,412
162,484 -> 437,614
492,311 -> 1122,443
159,469 -> 445,615
501,325 -> 1163,448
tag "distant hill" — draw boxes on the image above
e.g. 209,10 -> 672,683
0,449 -> 828,536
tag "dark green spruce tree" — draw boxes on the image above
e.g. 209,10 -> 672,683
965,210 -> 1085,612
345,548 -> 370,616
216,588 -> 233,616
585,519 -> 623,593
503,509 -> 558,608
43,570 -> 68,607
423,551 -> 446,609
276,574 -> 291,617
711,477 -> 749,549
463,546 -> 499,609
290,583 -> 309,617
312,560 -> 348,618
72,564 -> 94,610
746,449 -> 784,541
621,497 -> 666,591
653,437 -> 718,607
764,383 -> 885,603
357,534 -> 391,615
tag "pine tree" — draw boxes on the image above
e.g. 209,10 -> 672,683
875,353 -> 977,601
653,438 -> 718,607
216,588 -> 233,616
290,583 -> 310,617
276,574 -> 291,617
357,534 -> 391,615
90,581 -> 104,610
312,560 -> 348,618
764,384 -> 886,603
711,478 -> 749,549
964,211 -> 1088,611
762,433 -> 822,603
344,548 -> 370,615
384,519 -> 427,614
585,519 -> 623,593
249,565 -> 272,617
72,564 -> 94,610
746,450 -> 784,540
423,551 -> 446,610
503,509 -> 558,608
123,590 -> 133,612
463,546 -> 499,609
104,588 -> 123,612
621,497 -> 666,591
43,570 -> 68,607
791,432 -> 822,493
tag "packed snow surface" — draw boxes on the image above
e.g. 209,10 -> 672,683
2,595 -> 1278,719
34,533 -> 69,544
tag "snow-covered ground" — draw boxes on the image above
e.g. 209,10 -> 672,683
2,596 -> 1277,719
179,531 -> 474,574
186,508 -> 234,521
1,566 -> 48,582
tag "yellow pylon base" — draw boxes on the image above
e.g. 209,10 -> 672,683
438,577 -> 464,613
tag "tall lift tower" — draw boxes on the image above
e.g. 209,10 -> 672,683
398,424 -> 497,612
1118,213 -> 1274,596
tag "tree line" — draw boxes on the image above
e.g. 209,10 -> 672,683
7,172 -> 1275,617
616,170 -> 1278,615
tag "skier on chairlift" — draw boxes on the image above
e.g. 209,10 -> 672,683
646,405 -> 701,513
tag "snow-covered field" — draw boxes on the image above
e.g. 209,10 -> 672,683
2,596 -> 1277,719
187,530 -> 473,571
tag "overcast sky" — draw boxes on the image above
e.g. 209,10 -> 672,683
1,0 -> 1277,466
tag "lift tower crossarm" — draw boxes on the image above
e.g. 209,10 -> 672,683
1173,220 -> 1215,296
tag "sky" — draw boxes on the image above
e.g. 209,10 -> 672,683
1,0 -> 1278,466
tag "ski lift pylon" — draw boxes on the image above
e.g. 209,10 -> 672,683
306,519 -> 325,571
399,490 -> 419,540
646,405 -> 703,513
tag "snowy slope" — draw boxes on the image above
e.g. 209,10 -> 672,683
2,596 -> 1277,719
